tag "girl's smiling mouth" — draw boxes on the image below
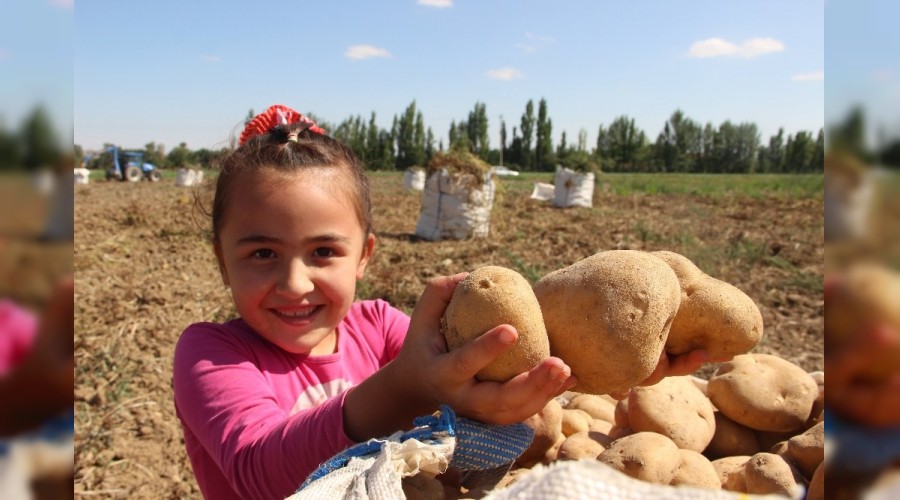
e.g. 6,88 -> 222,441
272,305 -> 321,321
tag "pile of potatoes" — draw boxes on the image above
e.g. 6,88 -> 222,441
443,250 -> 764,395
440,250 -> 825,497
500,357 -> 824,498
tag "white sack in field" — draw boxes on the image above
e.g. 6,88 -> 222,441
403,169 -> 426,191
530,182 -> 555,201
176,168 -> 203,187
74,168 -> 91,185
415,169 -> 495,241
553,166 -> 594,208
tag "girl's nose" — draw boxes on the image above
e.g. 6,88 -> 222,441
278,259 -> 314,296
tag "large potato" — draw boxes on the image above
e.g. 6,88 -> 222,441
671,449 -> 721,489
626,376 -> 716,452
598,432 -> 682,485
704,411 -> 760,460
743,452 -> 806,497
442,266 -> 550,382
707,354 -> 818,432
712,455 -> 750,492
825,262 -> 900,380
652,251 -> 764,359
534,250 -> 681,395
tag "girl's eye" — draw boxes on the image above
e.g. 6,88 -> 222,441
252,249 -> 276,259
313,247 -> 335,258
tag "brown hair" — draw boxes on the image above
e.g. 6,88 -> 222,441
202,122 -> 373,243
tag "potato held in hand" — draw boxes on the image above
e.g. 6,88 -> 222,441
652,251 -> 763,359
534,250 -> 681,395
442,266 -> 550,382
825,262 -> 900,381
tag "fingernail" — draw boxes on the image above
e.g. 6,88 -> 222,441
451,272 -> 468,283
498,328 -> 516,344
548,364 -> 569,381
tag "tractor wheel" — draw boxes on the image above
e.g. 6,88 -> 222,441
106,169 -> 121,181
124,165 -> 142,182
147,170 -> 162,182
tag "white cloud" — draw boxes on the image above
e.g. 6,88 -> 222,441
345,45 -> 391,60
417,0 -> 453,7
688,37 -> 785,58
486,67 -> 524,81
525,32 -> 556,43
50,0 -> 74,8
792,70 -> 824,81
517,32 -> 555,54
201,54 -> 222,63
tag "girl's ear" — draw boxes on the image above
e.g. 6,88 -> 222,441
213,241 -> 230,286
356,233 -> 377,280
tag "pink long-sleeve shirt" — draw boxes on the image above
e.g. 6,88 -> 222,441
0,300 -> 37,376
173,299 -> 410,500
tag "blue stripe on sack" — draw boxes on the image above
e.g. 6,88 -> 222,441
450,418 -> 534,471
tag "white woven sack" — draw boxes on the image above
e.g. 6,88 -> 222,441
530,182 -> 555,201
415,168 -> 495,241
553,166 -> 594,208
176,168 -> 199,187
484,460 -> 798,500
286,430 -> 455,500
74,168 -> 90,185
824,169 -> 874,242
403,169 -> 426,191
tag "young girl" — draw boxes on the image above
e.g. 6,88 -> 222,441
173,105 -> 709,500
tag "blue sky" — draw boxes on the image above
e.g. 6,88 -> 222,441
71,1 -> 828,153
0,0 -> 73,143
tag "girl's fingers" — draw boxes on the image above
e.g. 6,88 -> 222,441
666,349 -> 710,377
441,325 -> 518,382
407,273 -> 467,339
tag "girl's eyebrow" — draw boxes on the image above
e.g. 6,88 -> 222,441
235,234 -> 352,245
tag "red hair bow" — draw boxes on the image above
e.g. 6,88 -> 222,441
239,104 -> 326,146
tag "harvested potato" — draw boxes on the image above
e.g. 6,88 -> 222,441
516,399 -> 563,467
556,431 -> 608,460
671,449 -> 721,489
567,393 -> 616,423
825,263 -> 900,381
652,251 -> 764,358
401,474 -> 445,500
711,455 -> 750,492
534,250 -> 681,395
442,266 -> 550,382
704,411 -> 760,460
560,408 -> 592,437
614,397 -> 630,428
743,452 -> 806,497
598,432 -> 682,485
589,418 -> 613,435
707,354 -> 818,432
782,421 -> 824,480
806,462 -> 824,500
626,376 -> 715,452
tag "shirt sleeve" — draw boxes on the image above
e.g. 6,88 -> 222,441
373,299 -> 410,362
173,323 -> 355,500
0,300 -> 37,376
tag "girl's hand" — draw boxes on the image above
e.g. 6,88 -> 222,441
396,273 -> 577,425
609,349 -> 717,400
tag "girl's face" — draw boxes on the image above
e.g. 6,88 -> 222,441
214,168 -> 375,355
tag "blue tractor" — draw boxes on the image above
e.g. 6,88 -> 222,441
105,146 -> 161,182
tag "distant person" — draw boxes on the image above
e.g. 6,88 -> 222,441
172,104 -> 711,499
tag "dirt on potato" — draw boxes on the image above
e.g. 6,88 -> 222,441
73,173 -> 824,498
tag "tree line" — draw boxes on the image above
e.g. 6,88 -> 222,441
72,98 -> 843,174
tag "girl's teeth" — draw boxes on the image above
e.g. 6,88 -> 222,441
281,308 -> 315,318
